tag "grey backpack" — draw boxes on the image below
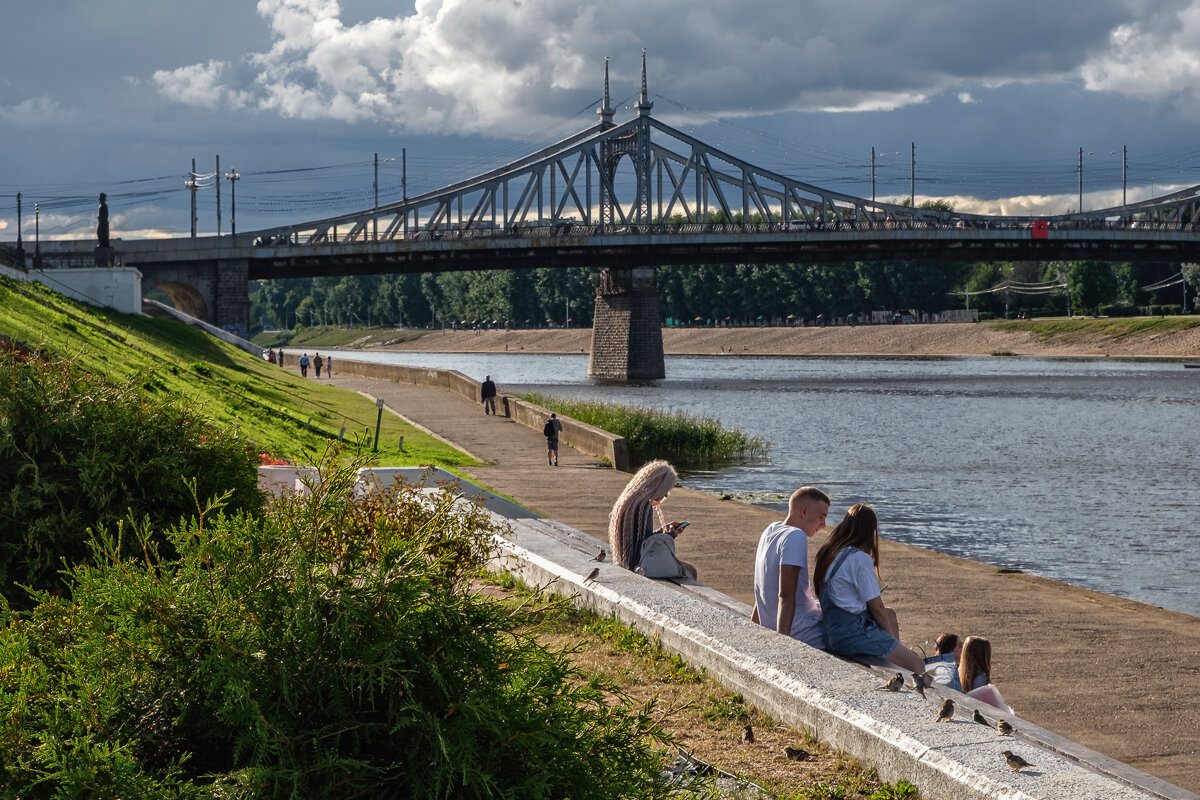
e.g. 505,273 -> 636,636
634,533 -> 688,579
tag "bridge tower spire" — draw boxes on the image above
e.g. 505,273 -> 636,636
589,49 -> 665,382
597,57 -> 615,130
635,48 -> 653,117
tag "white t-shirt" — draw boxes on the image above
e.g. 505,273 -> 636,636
822,547 -> 881,614
752,521 -> 825,648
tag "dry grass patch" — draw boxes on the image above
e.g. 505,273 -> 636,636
484,575 -> 920,799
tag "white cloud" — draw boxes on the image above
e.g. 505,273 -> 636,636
1081,6 -> 1200,109
148,0 -> 1163,136
958,92 -> 978,104
0,95 -> 79,126
152,60 -> 253,110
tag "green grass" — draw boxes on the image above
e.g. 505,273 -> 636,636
991,316 -> 1200,340
516,392 -> 769,468
0,276 -> 476,468
252,325 -> 433,349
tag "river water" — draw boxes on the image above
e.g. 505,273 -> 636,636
338,350 -> 1200,617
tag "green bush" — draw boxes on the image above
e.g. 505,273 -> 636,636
0,459 -> 671,798
517,393 -> 769,469
0,353 -> 261,605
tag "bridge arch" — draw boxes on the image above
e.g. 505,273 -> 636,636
151,280 -> 209,320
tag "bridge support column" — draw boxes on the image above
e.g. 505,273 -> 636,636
215,259 -> 249,339
588,266 -> 664,381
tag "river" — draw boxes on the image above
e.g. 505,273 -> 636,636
336,350 -> 1200,617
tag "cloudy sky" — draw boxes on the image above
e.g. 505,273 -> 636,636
5,0 -> 1200,241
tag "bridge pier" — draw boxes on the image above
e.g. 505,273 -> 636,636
215,259 -> 249,339
588,267 -> 665,381
140,258 -> 249,339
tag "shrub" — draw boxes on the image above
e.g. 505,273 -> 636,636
0,458 -> 671,798
517,392 -> 769,469
0,353 -> 261,605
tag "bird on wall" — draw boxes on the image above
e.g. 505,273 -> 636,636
591,549 -> 606,562
973,709 -> 991,727
997,719 -> 1015,736
584,567 -> 599,582
935,699 -> 954,723
877,673 -> 904,692
1002,750 -> 1036,773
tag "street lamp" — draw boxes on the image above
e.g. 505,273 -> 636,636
225,167 -> 240,239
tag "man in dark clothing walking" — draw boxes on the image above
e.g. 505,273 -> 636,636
481,375 -> 498,415
544,413 -> 563,466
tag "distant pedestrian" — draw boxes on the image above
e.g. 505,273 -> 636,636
314,353 -> 324,378
267,348 -> 277,365
299,353 -> 310,377
325,354 -> 333,376
278,349 -> 285,367
543,413 -> 563,466
481,374 -> 498,415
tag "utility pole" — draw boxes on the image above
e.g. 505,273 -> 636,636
1078,147 -> 1083,213
216,155 -> 222,235
871,146 -> 876,204
15,193 -> 24,264
185,158 -> 198,238
33,202 -> 40,267
1122,144 -> 1128,209
225,166 -> 240,239
373,152 -> 379,241
909,142 -> 915,209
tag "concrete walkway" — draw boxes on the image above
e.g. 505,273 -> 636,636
325,370 -> 1200,793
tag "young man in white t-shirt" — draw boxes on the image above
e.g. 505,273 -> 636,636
750,486 -> 830,648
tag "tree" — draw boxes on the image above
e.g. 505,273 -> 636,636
1067,261 -> 1118,316
1182,263 -> 1200,312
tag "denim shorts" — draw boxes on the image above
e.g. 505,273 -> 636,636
822,604 -> 899,659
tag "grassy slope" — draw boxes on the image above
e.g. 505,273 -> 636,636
991,316 -> 1200,341
0,276 -> 477,468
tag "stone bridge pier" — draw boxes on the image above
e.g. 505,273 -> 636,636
588,266 -> 665,381
138,259 -> 249,339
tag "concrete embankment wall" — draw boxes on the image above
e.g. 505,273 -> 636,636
1,263 -> 143,315
493,513 -> 1198,800
325,357 -> 630,471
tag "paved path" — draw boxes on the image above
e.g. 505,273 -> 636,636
326,371 -> 1200,792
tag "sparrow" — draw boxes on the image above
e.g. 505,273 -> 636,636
741,724 -> 754,743
973,709 -> 991,727
584,567 -> 599,583
878,672 -> 904,692
935,699 -> 955,723
1002,750 -> 1035,772
910,671 -> 933,697
783,746 -> 809,761
996,719 -> 1014,736
591,549 -> 606,562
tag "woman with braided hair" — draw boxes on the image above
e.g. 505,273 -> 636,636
607,460 -> 697,579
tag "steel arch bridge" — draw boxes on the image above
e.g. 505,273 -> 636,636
239,56 -> 1200,276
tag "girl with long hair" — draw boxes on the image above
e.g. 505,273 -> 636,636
958,636 -> 993,693
812,503 -> 923,672
608,460 -> 696,579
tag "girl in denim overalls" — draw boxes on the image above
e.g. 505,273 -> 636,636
812,504 -> 925,674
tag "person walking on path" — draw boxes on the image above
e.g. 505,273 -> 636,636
543,413 -> 563,466
481,375 -> 498,415
751,486 -> 830,649
299,353 -> 310,378
325,354 -> 333,377
278,349 -> 285,368
314,353 -> 324,378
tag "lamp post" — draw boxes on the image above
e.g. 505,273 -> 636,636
225,167 -> 240,240
33,202 -> 41,267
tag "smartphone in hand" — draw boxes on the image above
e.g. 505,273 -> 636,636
674,521 -> 691,531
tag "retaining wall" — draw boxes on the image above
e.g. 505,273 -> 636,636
328,357 -> 630,471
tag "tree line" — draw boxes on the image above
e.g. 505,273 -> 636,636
249,259 -> 1195,335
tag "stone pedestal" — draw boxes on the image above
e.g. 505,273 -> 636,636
93,246 -> 114,266
588,266 -> 665,381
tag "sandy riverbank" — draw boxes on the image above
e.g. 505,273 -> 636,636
370,321 -> 1200,359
